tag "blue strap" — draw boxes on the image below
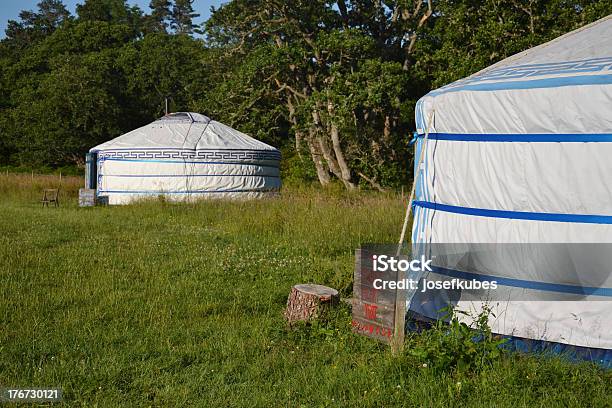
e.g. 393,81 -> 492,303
413,201 -> 612,225
409,131 -> 419,145
430,265 -> 612,297
415,133 -> 612,142
428,265 -> 612,297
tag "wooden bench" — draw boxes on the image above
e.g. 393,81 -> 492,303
41,189 -> 59,207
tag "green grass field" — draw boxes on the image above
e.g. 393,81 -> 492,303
1,174 -> 610,407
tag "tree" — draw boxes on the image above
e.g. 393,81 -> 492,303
203,0 -> 434,189
5,0 -> 71,48
414,0 -> 612,88
202,0 -> 612,189
145,0 -> 172,33
170,0 -> 201,35
76,0 -> 143,37
190,44 -> 289,148
1,0 -> 611,178
7,52 -> 123,166
0,17 -> 138,166
0,0 -> 214,168
117,33 -> 209,121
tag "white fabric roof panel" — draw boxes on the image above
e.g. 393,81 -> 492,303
91,112 -> 279,153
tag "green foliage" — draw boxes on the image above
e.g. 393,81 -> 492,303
45,20 -> 135,53
4,0 -> 71,48
279,147 -> 319,187
189,44 -> 290,147
408,305 -> 508,373
76,0 -> 143,36
414,0 -> 612,88
316,57 -> 415,186
145,0 -> 172,33
118,32 -> 208,118
0,1 -> 209,167
8,51 -> 123,166
1,0 -> 611,186
170,0 -> 201,34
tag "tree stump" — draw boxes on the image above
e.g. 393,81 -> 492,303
284,284 -> 339,325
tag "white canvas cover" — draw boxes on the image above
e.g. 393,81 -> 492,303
412,16 -> 612,353
90,112 -> 281,204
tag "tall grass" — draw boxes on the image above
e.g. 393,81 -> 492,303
0,173 -> 610,407
0,172 -> 82,203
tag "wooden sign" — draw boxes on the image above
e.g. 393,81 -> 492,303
352,248 -> 406,346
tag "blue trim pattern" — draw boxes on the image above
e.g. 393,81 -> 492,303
95,147 -> 279,153
413,201 -> 612,225
429,56 -> 612,95
417,133 -> 612,142
101,158 -> 279,169
100,173 -> 280,178
95,148 -> 281,163
476,57 -> 612,81
98,188 -> 278,195
430,73 -> 612,95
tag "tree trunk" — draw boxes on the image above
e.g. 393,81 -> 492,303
312,109 -> 344,182
327,101 -> 356,189
383,114 -> 392,141
284,284 -> 339,324
402,0 -> 433,70
287,96 -> 302,156
317,134 -> 343,179
307,132 -> 331,186
382,114 -> 397,160
294,130 -> 304,157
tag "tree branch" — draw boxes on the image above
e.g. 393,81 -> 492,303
358,172 -> 386,192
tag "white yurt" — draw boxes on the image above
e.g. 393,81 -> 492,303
410,16 -> 612,365
87,112 -> 281,204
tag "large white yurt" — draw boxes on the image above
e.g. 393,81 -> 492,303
410,16 -> 612,365
88,112 -> 281,204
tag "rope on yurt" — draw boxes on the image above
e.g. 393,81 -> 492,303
396,110 -> 434,256
390,109 -> 434,355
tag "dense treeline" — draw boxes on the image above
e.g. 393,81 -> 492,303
1,0 -> 610,187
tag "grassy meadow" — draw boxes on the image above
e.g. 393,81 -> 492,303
0,173 -> 610,407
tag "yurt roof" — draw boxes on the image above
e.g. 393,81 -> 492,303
427,15 -> 612,97
91,112 -> 279,152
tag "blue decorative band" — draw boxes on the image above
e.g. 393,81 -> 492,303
413,201 -> 612,225
428,265 -> 612,297
427,56 -> 612,96
417,133 -> 612,142
94,147 -> 280,153
100,173 -> 280,178
98,188 -> 278,194
429,73 -> 612,95
101,158 -> 279,169
501,336 -> 611,368
95,149 -> 281,162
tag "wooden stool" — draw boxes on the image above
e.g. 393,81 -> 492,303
41,189 -> 59,207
